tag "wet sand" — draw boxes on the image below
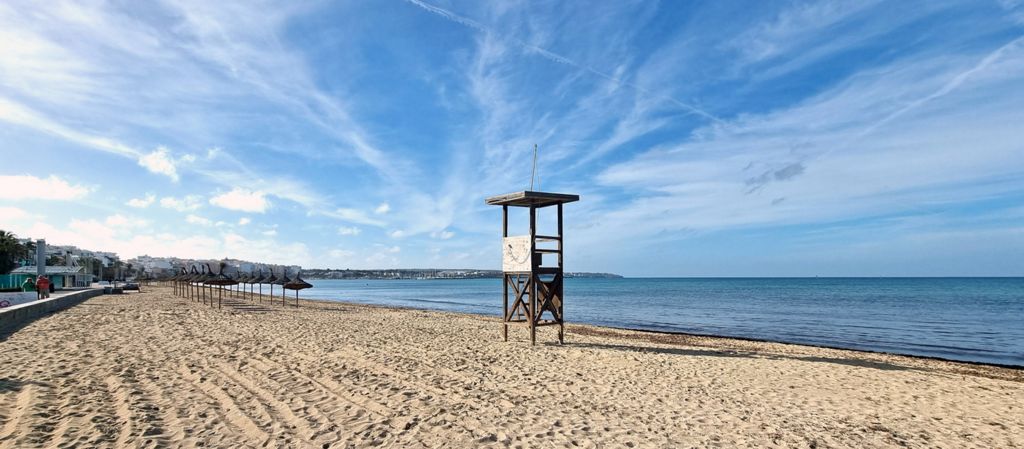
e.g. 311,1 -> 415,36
0,285 -> 1021,448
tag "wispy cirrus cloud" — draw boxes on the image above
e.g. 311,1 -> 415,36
591,37 -> 1024,245
404,0 -> 720,122
0,0 -> 402,212
326,208 -> 386,227
0,174 -> 91,201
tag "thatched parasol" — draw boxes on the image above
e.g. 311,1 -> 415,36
204,262 -> 237,286
284,271 -> 312,307
235,270 -> 254,300
229,267 -> 246,298
273,269 -> 291,305
186,265 -> 202,301
197,264 -> 219,305
264,268 -> 279,299
171,267 -> 187,296
204,262 -> 238,309
246,269 -> 261,300
177,267 -> 191,297
250,268 -> 267,302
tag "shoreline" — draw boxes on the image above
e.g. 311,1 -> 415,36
596,324 -> 1024,373
287,286 -> 1024,376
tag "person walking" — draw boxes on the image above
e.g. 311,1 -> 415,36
36,276 -> 50,300
22,276 -> 35,294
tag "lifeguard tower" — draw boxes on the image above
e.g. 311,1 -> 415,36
486,191 -> 579,345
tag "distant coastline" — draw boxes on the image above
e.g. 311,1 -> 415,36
304,268 -> 622,280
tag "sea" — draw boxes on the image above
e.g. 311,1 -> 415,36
301,277 -> 1024,367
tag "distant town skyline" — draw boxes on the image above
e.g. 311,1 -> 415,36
1,1 -> 1023,277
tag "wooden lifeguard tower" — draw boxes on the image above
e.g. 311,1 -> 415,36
486,191 -> 579,345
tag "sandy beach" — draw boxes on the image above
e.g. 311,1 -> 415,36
0,286 -> 1021,448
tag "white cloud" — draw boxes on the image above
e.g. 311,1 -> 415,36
185,214 -> 213,226
365,244 -> 401,266
0,206 -> 30,220
160,195 -> 202,212
5,217 -> 311,267
0,174 -> 90,201
328,248 -> 355,258
431,230 -> 456,240
137,147 -> 180,181
209,187 -> 270,213
105,214 -> 149,228
262,229 -> 278,236
105,215 -> 129,226
337,226 -> 361,236
126,193 -> 155,208
329,207 -> 386,226
238,217 -> 251,225
374,202 -> 390,214
389,230 -> 405,239
222,232 -> 312,267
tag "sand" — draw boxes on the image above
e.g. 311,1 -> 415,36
0,285 -> 1020,448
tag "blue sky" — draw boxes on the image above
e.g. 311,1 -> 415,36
1,0 -> 1023,276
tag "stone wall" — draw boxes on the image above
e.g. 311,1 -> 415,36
0,289 -> 104,332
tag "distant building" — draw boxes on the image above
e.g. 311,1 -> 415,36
9,265 -> 93,288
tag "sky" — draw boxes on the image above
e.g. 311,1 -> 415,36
1,0 -> 1023,277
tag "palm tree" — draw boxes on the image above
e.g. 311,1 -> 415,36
22,239 -> 35,262
112,260 -> 124,282
0,230 -> 20,274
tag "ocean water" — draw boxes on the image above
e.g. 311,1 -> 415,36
301,277 -> 1024,366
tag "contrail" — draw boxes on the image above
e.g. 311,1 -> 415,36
859,34 -> 1024,138
403,0 -> 723,123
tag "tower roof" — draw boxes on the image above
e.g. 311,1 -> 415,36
485,191 -> 579,208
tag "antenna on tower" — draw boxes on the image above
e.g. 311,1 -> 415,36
530,144 -> 539,191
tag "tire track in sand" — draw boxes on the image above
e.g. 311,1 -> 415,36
178,366 -> 270,445
105,376 -> 134,448
133,373 -> 189,442
209,360 -> 323,442
251,348 -> 496,444
7,378 -> 63,448
245,354 -> 390,418
46,376 -> 97,449
0,382 -> 34,446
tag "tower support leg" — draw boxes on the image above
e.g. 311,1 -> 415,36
502,273 -> 509,341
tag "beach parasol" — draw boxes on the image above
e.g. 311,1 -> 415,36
230,267 -> 246,299
284,270 -> 312,307
171,267 -> 187,296
186,265 -> 202,301
236,270 -> 253,300
273,269 -> 291,306
176,267 -> 191,297
251,268 -> 267,302
246,269 -> 261,300
204,262 -> 238,309
264,268 -> 279,300
197,264 -> 218,305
